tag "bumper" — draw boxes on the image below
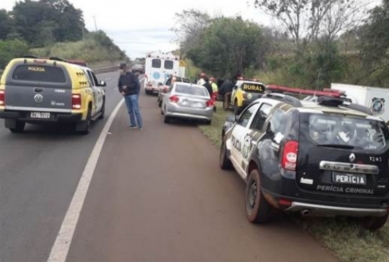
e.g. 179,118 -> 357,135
284,201 -> 388,217
0,110 -> 83,123
145,86 -> 160,94
166,105 -> 213,121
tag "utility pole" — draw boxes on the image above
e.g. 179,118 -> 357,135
93,16 -> 98,31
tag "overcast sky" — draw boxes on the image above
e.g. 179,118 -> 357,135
2,0 -> 382,59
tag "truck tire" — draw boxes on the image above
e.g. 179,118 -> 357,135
76,107 -> 91,135
7,120 -> 25,133
98,98 -> 105,119
219,141 -> 233,170
245,169 -> 272,224
362,214 -> 388,231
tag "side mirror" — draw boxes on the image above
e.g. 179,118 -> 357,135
100,80 -> 106,87
226,114 -> 236,123
158,82 -> 163,86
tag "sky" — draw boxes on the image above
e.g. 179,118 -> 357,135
2,0 -> 382,59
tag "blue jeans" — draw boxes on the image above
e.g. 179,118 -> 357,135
124,94 -> 142,128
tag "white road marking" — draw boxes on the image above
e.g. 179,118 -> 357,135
46,99 -> 125,262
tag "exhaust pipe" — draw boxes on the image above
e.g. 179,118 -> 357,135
301,209 -> 311,216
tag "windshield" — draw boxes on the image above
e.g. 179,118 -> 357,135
12,65 -> 66,83
301,113 -> 388,151
175,84 -> 208,96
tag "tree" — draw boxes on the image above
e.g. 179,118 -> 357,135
253,0 -> 367,48
0,9 -> 13,40
171,9 -> 211,57
0,39 -> 29,68
12,0 -> 85,47
182,16 -> 268,78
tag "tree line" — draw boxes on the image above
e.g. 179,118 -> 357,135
173,0 -> 389,89
0,0 -> 126,69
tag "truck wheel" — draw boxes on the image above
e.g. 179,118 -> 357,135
98,99 -> 105,119
362,214 -> 388,231
164,116 -> 171,123
219,140 -> 233,170
8,120 -> 25,133
245,169 -> 272,224
77,108 -> 91,135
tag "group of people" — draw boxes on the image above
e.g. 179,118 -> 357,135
196,72 -> 243,110
196,72 -> 219,111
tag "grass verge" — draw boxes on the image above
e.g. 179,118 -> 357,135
197,101 -> 389,262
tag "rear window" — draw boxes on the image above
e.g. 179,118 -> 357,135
12,65 -> 66,83
175,84 -> 208,96
152,59 -> 161,68
302,113 -> 388,151
164,60 -> 173,70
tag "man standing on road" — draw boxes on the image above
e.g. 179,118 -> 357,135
118,64 -> 143,130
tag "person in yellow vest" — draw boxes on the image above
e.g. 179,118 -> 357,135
210,77 -> 218,112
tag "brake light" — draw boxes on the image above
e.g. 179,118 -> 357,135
34,59 -> 47,63
281,140 -> 298,171
206,100 -> 214,107
72,94 -> 81,109
169,95 -> 179,103
0,90 -> 4,106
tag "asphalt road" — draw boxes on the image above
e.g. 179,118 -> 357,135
1,74 -> 338,262
0,71 -> 124,262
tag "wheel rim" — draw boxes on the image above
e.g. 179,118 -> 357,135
248,180 -> 258,212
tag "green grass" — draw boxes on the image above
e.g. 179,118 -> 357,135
198,101 -> 230,147
198,103 -> 389,262
30,38 -> 124,63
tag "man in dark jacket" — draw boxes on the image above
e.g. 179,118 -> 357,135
219,79 -> 235,110
118,64 -> 143,130
203,76 -> 213,97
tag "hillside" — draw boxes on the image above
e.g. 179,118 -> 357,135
29,31 -> 127,65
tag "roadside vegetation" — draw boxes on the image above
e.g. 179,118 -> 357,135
0,0 -> 127,69
174,1 -> 389,261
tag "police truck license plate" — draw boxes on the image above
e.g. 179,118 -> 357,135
332,172 -> 366,185
31,112 -> 50,119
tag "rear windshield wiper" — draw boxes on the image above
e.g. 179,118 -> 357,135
318,144 -> 355,149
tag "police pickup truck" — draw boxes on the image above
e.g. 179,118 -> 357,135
0,56 -> 106,134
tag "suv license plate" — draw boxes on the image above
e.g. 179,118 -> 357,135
31,112 -> 50,119
332,172 -> 367,185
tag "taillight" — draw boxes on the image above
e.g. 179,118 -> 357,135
281,140 -> 298,171
72,94 -> 81,109
169,95 -> 179,103
206,100 -> 214,107
0,90 -> 4,106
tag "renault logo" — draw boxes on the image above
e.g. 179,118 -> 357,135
34,94 -> 43,103
349,153 -> 356,162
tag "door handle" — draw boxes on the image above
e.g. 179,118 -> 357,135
34,88 -> 43,93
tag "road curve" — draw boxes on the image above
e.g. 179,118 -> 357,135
0,71 -> 124,262
63,91 -> 339,262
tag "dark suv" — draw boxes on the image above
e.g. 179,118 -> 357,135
219,93 -> 389,231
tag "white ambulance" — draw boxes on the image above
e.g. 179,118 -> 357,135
144,51 -> 181,95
